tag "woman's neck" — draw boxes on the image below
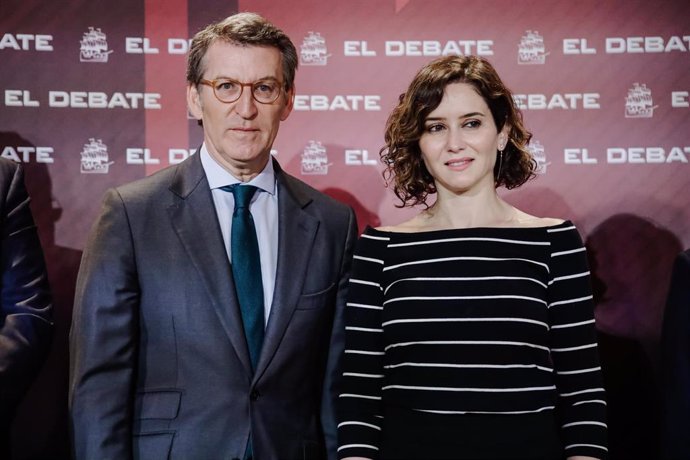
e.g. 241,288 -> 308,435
422,187 -> 515,229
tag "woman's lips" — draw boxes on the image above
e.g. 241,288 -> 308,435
445,157 -> 473,170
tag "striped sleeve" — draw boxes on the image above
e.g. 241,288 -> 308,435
337,228 -> 387,459
547,223 -> 608,459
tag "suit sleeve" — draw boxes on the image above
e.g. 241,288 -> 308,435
661,250 -> 690,459
547,224 -> 608,459
0,161 -> 53,418
69,188 -> 140,460
321,207 -> 358,460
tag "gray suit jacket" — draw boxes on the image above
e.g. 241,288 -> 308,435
69,152 -> 357,460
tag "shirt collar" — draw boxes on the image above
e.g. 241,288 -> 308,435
200,143 -> 276,195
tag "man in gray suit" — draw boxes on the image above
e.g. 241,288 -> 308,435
69,12 -> 357,460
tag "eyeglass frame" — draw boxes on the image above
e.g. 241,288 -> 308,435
198,77 -> 286,104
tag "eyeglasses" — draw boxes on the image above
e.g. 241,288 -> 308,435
199,77 -> 284,104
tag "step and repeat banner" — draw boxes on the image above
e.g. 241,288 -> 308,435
2,0 -> 689,458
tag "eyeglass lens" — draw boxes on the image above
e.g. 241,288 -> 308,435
213,79 -> 281,103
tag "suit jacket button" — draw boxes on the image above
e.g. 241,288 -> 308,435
250,389 -> 260,401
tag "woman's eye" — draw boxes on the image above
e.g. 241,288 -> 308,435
464,120 -> 481,128
426,124 -> 445,133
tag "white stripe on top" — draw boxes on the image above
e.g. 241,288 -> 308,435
383,256 -> 550,272
388,237 -> 551,248
385,276 -> 547,294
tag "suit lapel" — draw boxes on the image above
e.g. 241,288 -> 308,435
254,161 -> 318,381
166,152 -> 253,376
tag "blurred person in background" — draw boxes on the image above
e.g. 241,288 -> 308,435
0,157 -> 53,458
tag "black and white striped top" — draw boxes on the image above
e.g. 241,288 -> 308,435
337,221 -> 607,459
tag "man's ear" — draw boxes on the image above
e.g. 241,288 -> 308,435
280,86 -> 295,121
187,83 -> 203,121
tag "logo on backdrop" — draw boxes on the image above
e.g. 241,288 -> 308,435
528,140 -> 550,174
625,83 -> 657,118
300,32 -> 331,66
80,27 -> 113,63
300,141 -> 331,175
518,30 -> 548,65
80,138 -> 113,173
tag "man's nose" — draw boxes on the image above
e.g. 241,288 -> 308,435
234,88 -> 258,119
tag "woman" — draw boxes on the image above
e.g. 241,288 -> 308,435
337,56 -> 607,460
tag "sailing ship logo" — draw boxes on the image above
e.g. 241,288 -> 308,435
518,30 -> 548,65
300,141 -> 331,175
79,27 -> 113,63
625,83 -> 657,118
528,140 -> 550,174
300,32 -> 331,66
80,138 -> 114,174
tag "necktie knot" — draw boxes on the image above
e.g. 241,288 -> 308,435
222,184 -> 258,211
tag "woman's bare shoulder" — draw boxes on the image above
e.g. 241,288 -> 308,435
376,215 -> 429,233
512,209 -> 565,228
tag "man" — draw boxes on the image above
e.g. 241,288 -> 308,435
69,12 -> 357,460
661,248 -> 690,459
0,157 -> 53,457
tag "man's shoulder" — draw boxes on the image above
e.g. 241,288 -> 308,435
116,165 -> 177,195
279,169 -> 351,215
683,248 -> 690,260
0,157 -> 20,182
0,159 -> 24,211
114,154 -> 201,202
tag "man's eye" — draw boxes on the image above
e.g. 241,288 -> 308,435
255,82 -> 276,93
217,81 -> 236,91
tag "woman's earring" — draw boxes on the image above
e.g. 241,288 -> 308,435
496,149 -> 504,182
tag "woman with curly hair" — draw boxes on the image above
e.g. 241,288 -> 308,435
337,56 -> 607,460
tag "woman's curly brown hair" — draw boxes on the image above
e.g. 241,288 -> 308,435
381,55 -> 536,208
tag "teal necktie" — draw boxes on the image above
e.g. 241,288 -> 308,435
222,184 -> 265,373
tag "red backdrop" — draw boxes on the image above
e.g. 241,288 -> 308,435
1,0 -> 688,458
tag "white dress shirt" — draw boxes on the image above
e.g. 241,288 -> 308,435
200,144 -> 278,326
